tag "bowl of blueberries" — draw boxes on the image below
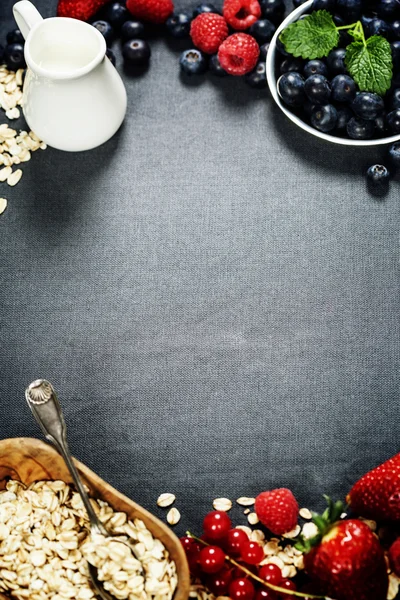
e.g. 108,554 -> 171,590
266,0 -> 400,146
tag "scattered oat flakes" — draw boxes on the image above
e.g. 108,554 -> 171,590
299,507 -> 312,520
7,168 -> 22,186
388,573 -> 400,600
0,197 -> 7,215
236,497 -> 255,506
0,166 -> 12,181
247,512 -> 259,525
282,524 -> 301,539
157,493 -> 176,508
243,508 -> 250,515
166,507 -> 181,526
302,522 -> 319,539
213,498 -> 232,512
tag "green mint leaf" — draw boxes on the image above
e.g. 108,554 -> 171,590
279,10 -> 339,59
345,35 -> 393,95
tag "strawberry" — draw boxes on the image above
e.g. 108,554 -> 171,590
346,452 -> 400,522
57,0 -> 109,20
254,488 -> 298,535
304,519 -> 388,600
389,537 -> 400,577
126,0 -> 173,24
296,498 -> 388,600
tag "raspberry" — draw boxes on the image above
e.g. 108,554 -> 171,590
126,0 -> 173,24
223,0 -> 261,30
254,488 -> 299,535
190,13 -> 229,54
389,538 -> 400,577
218,33 -> 259,76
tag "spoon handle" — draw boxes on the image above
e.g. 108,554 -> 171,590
25,379 -> 107,536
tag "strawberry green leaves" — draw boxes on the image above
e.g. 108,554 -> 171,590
279,11 -> 393,94
279,10 -> 339,59
345,36 -> 393,96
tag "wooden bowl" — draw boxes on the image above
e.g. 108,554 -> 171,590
0,437 -> 190,600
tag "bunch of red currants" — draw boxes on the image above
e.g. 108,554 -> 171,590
180,511 -> 298,600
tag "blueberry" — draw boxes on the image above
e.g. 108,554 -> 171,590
276,36 -> 290,56
347,117 -> 375,139
121,20 -> 145,41
259,43 -> 270,60
193,3 -> 219,17
366,18 -> 392,39
392,20 -> 400,39
336,106 -> 353,131
376,0 -> 400,19
4,43 -> 25,70
92,20 -> 114,44
374,112 -> 387,136
304,74 -> 331,104
303,59 -> 328,78
304,99 -> 317,116
331,74 -> 356,103
361,15 -> 374,29
352,92 -> 384,120
179,48 -> 207,74
310,104 -> 337,132
106,48 -> 116,65
166,12 -> 191,38
336,0 -> 362,21
277,71 -> 305,105
122,39 -> 151,64
388,141 -> 400,167
387,109 -> 400,132
280,57 -> 304,74
327,48 -> 347,75
312,0 -> 335,9
366,164 -> 390,188
390,88 -> 400,110
248,19 -> 276,44
245,61 -> 267,88
391,40 -> 400,70
260,0 -> 285,24
209,54 -> 227,76
103,2 -> 129,29
6,29 -> 24,45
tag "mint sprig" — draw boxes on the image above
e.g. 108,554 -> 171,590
279,10 -> 393,95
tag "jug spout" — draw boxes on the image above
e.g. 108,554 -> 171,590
13,1 -> 43,40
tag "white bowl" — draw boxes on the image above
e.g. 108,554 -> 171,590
266,0 -> 400,146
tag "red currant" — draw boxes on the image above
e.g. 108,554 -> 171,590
229,577 -> 255,600
279,578 -> 297,600
179,537 -> 201,576
255,589 -> 278,600
203,511 -> 232,540
258,563 -> 282,585
199,545 -> 226,574
231,563 -> 258,579
240,540 -> 264,565
225,528 -> 249,556
205,567 -> 233,595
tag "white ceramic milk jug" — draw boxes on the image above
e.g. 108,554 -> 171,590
13,1 -> 127,151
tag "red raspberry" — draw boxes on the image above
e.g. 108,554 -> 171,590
126,0 -> 173,24
254,488 -> 299,535
389,537 -> 400,577
218,33 -> 259,76
190,13 -> 229,54
223,0 -> 261,30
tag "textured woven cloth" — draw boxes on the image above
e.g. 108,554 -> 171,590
0,0 -> 399,535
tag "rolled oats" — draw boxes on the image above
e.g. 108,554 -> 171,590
0,480 -> 177,600
156,494 -> 176,508
299,508 -> 312,520
0,197 -> 7,215
247,512 -> 259,525
212,498 -> 232,512
166,507 -> 181,526
236,497 -> 255,507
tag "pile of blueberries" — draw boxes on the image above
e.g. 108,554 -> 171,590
276,0 -> 400,143
0,29 -> 26,71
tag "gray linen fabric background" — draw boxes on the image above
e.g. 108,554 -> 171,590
0,0 -> 399,535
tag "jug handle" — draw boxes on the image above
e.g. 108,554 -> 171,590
13,1 -> 43,40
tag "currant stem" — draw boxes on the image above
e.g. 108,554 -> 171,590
186,531 -> 329,600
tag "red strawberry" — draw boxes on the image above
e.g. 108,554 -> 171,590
346,452 -> 400,522
57,0 -> 109,20
254,488 -> 298,535
304,519 -> 388,600
126,0 -> 173,24
389,537 -> 400,577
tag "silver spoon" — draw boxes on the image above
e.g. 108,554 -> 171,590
25,378 -> 142,600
